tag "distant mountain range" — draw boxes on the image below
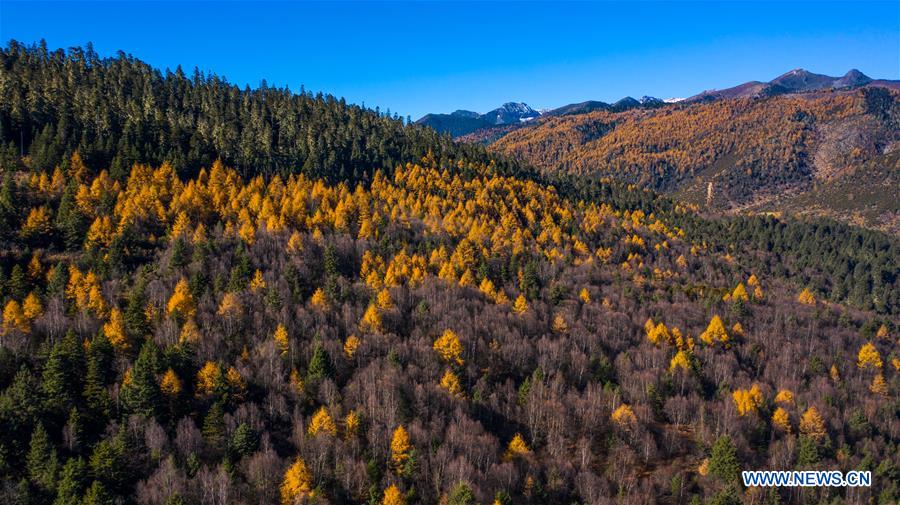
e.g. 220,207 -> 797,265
688,68 -> 899,101
417,96 -> 664,136
418,68 -> 899,138
415,102 -> 541,137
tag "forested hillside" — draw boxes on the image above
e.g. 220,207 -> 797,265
0,43 -> 898,505
0,40 -> 526,183
492,90 -> 900,233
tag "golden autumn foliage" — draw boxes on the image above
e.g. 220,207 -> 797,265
732,384 -> 763,416
797,288 -> 816,305
433,329 -> 464,365
309,288 -> 328,308
160,368 -> 182,397
280,457 -> 313,504
179,318 -> 201,344
86,216 -> 115,248
772,407 -> 791,433
856,342 -> 882,370
512,294 -> 528,314
578,287 -> 591,303
503,433 -> 531,461
344,411 -> 360,438
382,485 -> 406,505
21,206 -> 52,239
799,407 -> 827,440
699,315 -> 729,346
669,350 -> 692,373
376,288 -> 394,310
308,406 -> 337,437
167,278 -> 196,318
869,374 -> 888,396
774,389 -> 794,405
360,303 -> 382,333
343,335 -> 360,358
2,300 -> 28,334
439,369 -> 463,397
552,313 -> 568,333
196,361 -> 222,396
249,269 -> 266,291
274,324 -> 289,355
103,308 -> 129,352
390,425 -> 411,472
611,404 -> 637,427
22,292 -> 42,322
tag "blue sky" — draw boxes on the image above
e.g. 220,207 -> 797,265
1,1 -> 898,119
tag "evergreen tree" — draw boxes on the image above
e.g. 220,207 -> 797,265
708,436 -> 740,485
27,423 -> 58,494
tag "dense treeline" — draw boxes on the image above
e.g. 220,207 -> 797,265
0,40 -> 527,183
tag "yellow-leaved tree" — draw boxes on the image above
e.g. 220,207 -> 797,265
343,335 -> 360,358
611,404 -> 637,427
103,308 -> 129,352
856,343 -> 882,370
503,433 -> 530,461
167,278 -> 195,319
772,407 -> 791,433
382,484 -> 406,505
433,329 -> 464,365
280,457 -> 313,504
797,288 -> 816,305
512,295 -> 528,314
160,368 -> 182,397
307,406 -> 337,437
799,406 -> 827,440
2,300 -> 28,334
439,369 -> 463,397
274,324 -> 289,355
390,425 -> 411,473
699,315 -> 729,346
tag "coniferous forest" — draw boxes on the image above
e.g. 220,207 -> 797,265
0,42 -> 898,505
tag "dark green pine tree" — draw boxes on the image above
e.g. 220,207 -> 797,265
53,456 -> 88,505
306,340 -> 332,385
121,339 -> 161,419
796,436 -> 820,468
124,279 -> 150,340
708,435 -> 741,485
0,172 -> 15,241
55,181 -> 88,251
83,335 -> 113,422
88,436 -> 126,494
228,422 -> 258,460
202,401 -> 226,451
27,423 -> 59,495
42,330 -> 85,417
8,264 -> 28,300
81,480 -> 114,505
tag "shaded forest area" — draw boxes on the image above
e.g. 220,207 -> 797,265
0,42 -> 897,505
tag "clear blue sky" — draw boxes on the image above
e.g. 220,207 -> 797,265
1,1 -> 898,119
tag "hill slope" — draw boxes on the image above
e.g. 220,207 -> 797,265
492,88 -> 900,233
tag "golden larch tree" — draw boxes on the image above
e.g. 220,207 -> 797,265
307,406 -> 337,437
799,407 -> 827,440
433,329 -> 464,365
280,457 -> 313,504
856,343 -> 882,370
390,425 -> 411,473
